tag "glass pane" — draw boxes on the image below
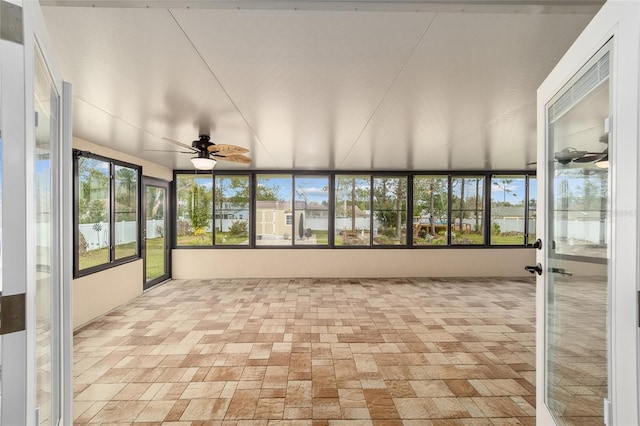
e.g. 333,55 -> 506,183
294,176 -> 329,246
176,174 -> 213,246
114,165 -> 137,259
528,177 -> 537,244
34,45 -> 58,425
451,176 -> 484,245
490,175 -> 526,245
545,46 -> 610,425
214,176 -> 249,246
0,76 -> 2,418
373,177 -> 407,245
145,186 -> 166,282
77,160 -> 111,269
256,174 -> 292,246
413,176 -> 448,246
335,175 -> 371,246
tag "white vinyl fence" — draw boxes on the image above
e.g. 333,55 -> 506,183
79,220 -> 165,251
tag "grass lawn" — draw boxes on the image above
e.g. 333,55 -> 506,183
78,241 -> 139,270
177,232 -> 249,246
311,230 -> 328,245
215,232 -> 249,245
490,233 -> 527,245
145,237 -> 166,280
79,239 -> 168,280
78,247 -> 111,270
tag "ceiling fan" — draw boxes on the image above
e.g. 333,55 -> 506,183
554,134 -> 608,167
528,134 -> 608,168
160,135 -> 251,170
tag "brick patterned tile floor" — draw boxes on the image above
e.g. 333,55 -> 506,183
73,277 -> 539,425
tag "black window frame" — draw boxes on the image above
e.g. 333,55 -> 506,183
73,150 -> 142,278
172,170 -> 536,250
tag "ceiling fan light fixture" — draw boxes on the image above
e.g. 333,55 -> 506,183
595,159 -> 609,169
191,156 -> 216,170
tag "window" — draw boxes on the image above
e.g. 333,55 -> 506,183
451,176 -> 484,245
256,174 -> 292,246
173,171 -> 536,249
490,175 -> 526,245
413,176 -> 449,246
294,176 -> 329,246
74,151 -> 141,276
554,168 -> 607,258
335,175 -> 371,246
176,173 -> 213,246
114,165 -> 138,258
214,175 -> 250,245
373,176 -> 407,245
528,177 -> 537,244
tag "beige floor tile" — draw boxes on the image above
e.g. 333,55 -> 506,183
75,383 -> 126,401
135,399 -> 175,422
73,278 -> 541,424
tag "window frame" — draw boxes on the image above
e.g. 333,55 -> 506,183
293,174 -> 331,247
172,170 -> 536,250
213,174 -> 251,246
73,150 -> 142,278
449,174 -> 486,246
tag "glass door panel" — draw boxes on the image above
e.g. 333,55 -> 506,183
0,54 -> 3,420
544,43 -> 610,425
34,43 -> 60,426
144,179 -> 169,289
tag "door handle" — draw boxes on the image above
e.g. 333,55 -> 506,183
533,239 -> 542,249
551,267 -> 573,277
524,263 -> 543,275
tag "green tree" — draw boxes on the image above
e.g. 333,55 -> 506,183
187,183 -> 212,234
215,176 -> 250,231
493,178 -> 514,205
373,177 -> 406,239
78,165 -> 109,224
147,187 -> 164,220
414,177 -> 447,235
115,167 -> 136,207
335,176 -> 370,232
256,183 -> 281,201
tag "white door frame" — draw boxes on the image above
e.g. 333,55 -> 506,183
536,1 -> 640,425
1,1 -> 30,423
1,0 -> 72,423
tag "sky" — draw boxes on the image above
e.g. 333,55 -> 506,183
210,174 -> 537,204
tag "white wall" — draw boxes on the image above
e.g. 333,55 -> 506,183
73,137 -> 173,181
173,248 -> 536,279
73,260 -> 143,329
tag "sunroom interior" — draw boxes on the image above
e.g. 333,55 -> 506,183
37,1 -> 607,329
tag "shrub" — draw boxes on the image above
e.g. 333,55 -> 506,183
78,232 -> 88,256
177,220 -> 191,236
382,227 -> 397,238
228,220 -> 248,236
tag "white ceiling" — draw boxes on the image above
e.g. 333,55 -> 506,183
40,0 -> 602,171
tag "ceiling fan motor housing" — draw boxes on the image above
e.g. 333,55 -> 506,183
192,135 -> 213,153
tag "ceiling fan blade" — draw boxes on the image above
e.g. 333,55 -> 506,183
207,144 -> 249,155
573,152 -> 608,163
162,137 -> 197,152
144,149 -> 194,154
213,154 -> 252,164
554,148 -> 587,163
